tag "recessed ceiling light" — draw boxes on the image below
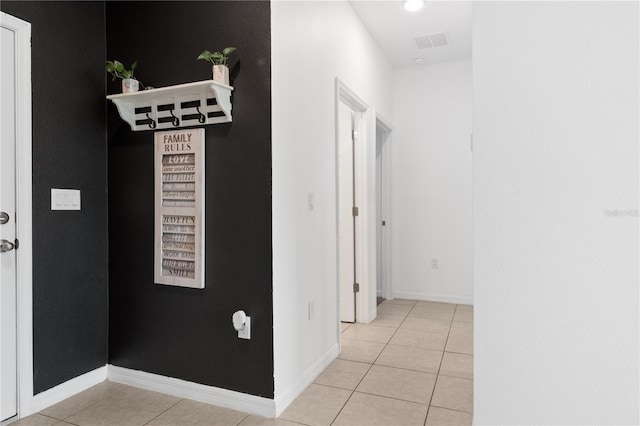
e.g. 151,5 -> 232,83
404,0 -> 424,12
414,57 -> 425,64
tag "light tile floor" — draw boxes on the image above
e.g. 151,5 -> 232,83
14,300 -> 472,426
282,300 -> 473,426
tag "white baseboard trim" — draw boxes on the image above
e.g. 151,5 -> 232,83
107,365 -> 276,418
273,343 -> 339,417
29,366 -> 107,415
24,350 -> 341,420
393,291 -> 474,306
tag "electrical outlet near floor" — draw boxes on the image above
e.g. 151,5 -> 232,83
238,317 -> 251,339
431,258 -> 439,269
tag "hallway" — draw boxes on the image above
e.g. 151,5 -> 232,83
14,299 -> 473,426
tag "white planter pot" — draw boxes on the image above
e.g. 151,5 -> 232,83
122,78 -> 139,93
212,65 -> 229,86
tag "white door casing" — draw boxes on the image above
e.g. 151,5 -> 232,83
0,11 -> 33,421
376,118 -> 393,301
375,130 -> 383,298
335,78 -> 378,326
337,101 -> 360,323
1,22 -> 19,422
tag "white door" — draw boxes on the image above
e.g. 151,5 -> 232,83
338,102 -> 362,323
0,21 -> 19,423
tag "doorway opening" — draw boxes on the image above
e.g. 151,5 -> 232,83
335,79 -> 375,327
335,78 -> 385,330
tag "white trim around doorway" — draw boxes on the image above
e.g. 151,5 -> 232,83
1,11 -> 34,419
334,78 -> 377,325
375,115 -> 393,301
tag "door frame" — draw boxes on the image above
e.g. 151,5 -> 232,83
375,116 -> 393,301
334,78 -> 377,325
1,11 -> 34,420
336,100 -> 361,323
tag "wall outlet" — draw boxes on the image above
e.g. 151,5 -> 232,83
431,258 -> 439,269
308,300 -> 315,320
238,316 -> 251,339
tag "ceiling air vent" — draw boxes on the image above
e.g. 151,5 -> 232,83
415,32 -> 449,49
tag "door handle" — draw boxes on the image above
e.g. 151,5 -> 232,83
0,239 -> 15,253
0,212 -> 9,225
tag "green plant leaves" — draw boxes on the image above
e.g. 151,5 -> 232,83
105,61 -> 117,81
197,50 -> 214,61
105,60 -> 137,81
211,52 -> 224,63
222,47 -> 236,56
197,47 -> 237,66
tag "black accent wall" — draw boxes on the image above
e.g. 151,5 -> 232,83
0,2 -> 109,393
106,2 -> 273,398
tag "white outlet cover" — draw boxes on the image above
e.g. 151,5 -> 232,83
238,316 -> 251,339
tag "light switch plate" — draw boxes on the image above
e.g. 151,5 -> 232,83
51,189 -> 81,210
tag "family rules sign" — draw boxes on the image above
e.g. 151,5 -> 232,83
154,129 -> 205,288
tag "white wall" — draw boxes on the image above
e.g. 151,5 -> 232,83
474,2 -> 638,424
271,0 -> 393,413
391,60 -> 473,304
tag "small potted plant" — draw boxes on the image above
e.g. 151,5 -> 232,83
106,60 -> 139,93
197,47 -> 236,86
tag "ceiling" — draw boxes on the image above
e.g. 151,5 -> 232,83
349,1 -> 472,68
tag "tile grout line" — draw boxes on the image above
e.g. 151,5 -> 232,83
235,412 -> 251,426
141,397 -> 185,426
429,402 -> 474,415
424,304 -> 457,426
330,301 -> 415,425
36,413 -> 65,422
278,414 -> 313,426
348,388 -> 431,406
327,325 -> 365,426
327,383 -> 356,425
369,300 -> 415,365
51,383 -> 132,424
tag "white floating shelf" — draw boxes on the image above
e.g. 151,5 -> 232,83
107,80 -> 233,131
